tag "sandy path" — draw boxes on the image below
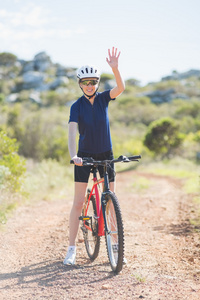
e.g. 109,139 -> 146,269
0,170 -> 200,299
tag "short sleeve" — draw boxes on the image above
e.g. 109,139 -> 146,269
68,102 -> 79,123
103,90 -> 116,103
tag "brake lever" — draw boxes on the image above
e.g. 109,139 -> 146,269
118,155 -> 130,162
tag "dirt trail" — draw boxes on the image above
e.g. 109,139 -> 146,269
0,170 -> 200,300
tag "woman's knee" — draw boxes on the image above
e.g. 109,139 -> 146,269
73,197 -> 85,211
72,182 -> 87,211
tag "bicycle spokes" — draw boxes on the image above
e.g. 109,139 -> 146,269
80,190 -> 100,261
104,193 -> 124,274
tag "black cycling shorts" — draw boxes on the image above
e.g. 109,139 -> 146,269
74,150 -> 115,183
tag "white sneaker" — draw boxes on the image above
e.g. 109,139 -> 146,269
63,247 -> 76,265
123,257 -> 127,264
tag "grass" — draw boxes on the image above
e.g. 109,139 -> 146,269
133,273 -> 146,283
132,176 -> 152,192
0,191 -> 24,225
138,157 -> 200,194
24,158 -> 74,202
0,159 -> 74,225
1,156 -> 199,225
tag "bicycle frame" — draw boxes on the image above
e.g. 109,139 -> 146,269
84,165 -> 110,236
78,154 -> 141,273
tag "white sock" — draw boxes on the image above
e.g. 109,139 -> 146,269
68,246 -> 76,251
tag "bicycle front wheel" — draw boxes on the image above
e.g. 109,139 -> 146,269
104,192 -> 124,274
81,189 -> 100,261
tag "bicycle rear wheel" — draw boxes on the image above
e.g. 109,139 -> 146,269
104,192 -> 124,274
81,189 -> 100,261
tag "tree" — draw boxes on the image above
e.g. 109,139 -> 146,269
0,52 -> 17,66
143,117 -> 184,158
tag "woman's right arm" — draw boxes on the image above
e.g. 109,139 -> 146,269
68,122 -> 82,165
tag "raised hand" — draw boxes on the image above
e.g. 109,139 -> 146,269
106,47 -> 121,69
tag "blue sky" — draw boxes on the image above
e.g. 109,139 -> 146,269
0,0 -> 200,84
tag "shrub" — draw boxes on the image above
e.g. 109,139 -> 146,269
143,117 -> 184,158
17,109 -> 70,162
194,131 -> 200,142
0,52 -> 17,66
100,73 -> 115,83
175,100 -> 200,119
0,131 -> 26,192
0,93 -> 5,104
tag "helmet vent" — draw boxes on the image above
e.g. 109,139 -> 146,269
77,65 -> 100,79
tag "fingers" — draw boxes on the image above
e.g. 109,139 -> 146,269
117,51 -> 121,59
72,157 -> 83,166
108,47 -> 120,58
112,47 -> 115,56
106,47 -> 121,67
114,47 -> 117,56
106,48 -> 112,63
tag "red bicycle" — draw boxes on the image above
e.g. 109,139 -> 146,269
72,154 -> 141,274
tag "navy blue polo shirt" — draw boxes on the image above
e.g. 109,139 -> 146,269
69,90 -> 115,154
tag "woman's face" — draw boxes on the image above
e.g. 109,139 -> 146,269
79,77 -> 99,97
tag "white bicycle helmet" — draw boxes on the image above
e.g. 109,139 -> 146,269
77,65 -> 100,80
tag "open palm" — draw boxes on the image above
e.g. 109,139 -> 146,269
106,47 -> 120,69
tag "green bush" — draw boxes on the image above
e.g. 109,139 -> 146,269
0,93 -> 5,104
17,109 -> 70,162
0,131 -> 26,192
194,131 -> 200,142
175,100 -> 200,119
0,165 -> 11,188
143,117 -> 184,158
110,96 -> 163,126
41,90 -> 69,106
100,73 -> 115,83
0,52 -> 17,66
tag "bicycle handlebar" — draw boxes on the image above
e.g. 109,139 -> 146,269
70,155 -> 141,166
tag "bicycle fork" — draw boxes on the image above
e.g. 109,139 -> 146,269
101,192 -> 111,234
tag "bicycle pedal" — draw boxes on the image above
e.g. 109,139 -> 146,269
79,216 -> 91,221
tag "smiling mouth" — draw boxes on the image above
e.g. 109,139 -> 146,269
86,88 -> 93,93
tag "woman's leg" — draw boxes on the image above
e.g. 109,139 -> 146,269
69,182 -> 88,246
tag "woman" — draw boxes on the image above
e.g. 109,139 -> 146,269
64,47 -> 125,265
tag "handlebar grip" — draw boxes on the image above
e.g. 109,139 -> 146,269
128,155 -> 141,160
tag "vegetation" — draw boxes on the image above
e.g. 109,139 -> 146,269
0,131 -> 26,192
143,117 -> 184,158
0,131 -> 26,223
0,52 -> 17,66
0,51 -> 200,223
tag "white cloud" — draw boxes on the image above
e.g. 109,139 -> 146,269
0,5 -> 49,27
12,6 -> 49,27
0,4 -> 85,42
0,25 -> 79,41
0,9 -> 10,17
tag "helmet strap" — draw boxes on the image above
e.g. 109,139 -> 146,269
79,83 -> 99,99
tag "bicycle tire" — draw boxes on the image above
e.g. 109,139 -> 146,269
104,192 -> 124,274
81,189 -> 100,261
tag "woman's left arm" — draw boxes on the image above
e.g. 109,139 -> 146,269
106,47 -> 125,99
